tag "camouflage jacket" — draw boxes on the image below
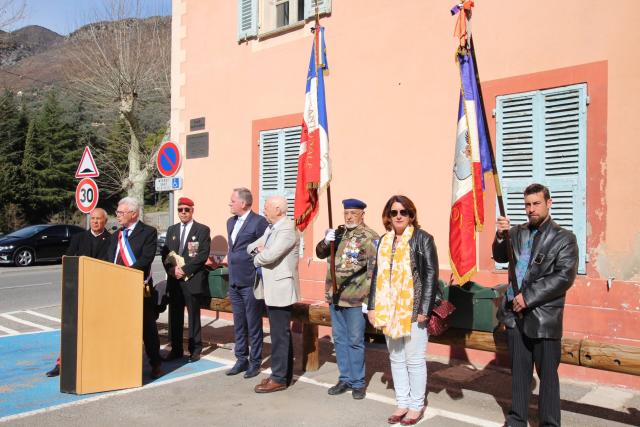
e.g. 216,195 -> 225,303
315,223 -> 379,307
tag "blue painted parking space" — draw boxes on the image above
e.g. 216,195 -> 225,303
0,331 -> 223,419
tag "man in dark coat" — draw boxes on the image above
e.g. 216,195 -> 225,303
493,183 -> 578,427
225,187 -> 268,378
161,197 -> 211,362
45,207 -> 110,377
107,197 -> 163,379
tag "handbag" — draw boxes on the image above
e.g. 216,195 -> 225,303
427,299 -> 456,336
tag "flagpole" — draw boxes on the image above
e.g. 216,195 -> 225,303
468,35 -> 517,298
313,7 -> 338,299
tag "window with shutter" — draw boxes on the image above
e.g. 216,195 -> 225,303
259,125 -> 304,253
304,0 -> 332,19
496,83 -> 587,273
237,0 -> 258,40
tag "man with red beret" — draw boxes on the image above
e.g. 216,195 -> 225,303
161,197 -> 211,362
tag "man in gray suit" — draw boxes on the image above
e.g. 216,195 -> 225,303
248,195 -> 300,393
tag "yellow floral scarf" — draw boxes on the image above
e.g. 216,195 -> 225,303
373,225 -> 414,338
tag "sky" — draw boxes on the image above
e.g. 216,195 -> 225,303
9,0 -> 172,35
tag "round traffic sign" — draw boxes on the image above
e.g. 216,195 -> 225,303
75,178 -> 99,214
156,141 -> 181,177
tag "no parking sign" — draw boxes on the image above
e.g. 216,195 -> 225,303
156,141 -> 181,177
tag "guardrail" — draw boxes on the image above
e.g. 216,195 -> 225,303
209,298 -> 640,376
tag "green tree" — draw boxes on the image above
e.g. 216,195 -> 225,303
21,91 -> 81,223
0,90 -> 28,231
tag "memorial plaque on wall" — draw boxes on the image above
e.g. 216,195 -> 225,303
186,132 -> 209,159
190,117 -> 205,132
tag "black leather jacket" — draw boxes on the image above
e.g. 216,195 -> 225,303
492,217 -> 578,339
368,228 -> 439,321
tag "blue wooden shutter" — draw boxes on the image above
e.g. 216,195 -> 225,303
259,126 -> 302,217
237,0 -> 258,40
496,84 -> 587,273
304,0 -> 331,19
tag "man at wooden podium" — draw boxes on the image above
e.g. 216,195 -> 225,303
161,196 -> 211,362
46,207 -> 111,377
107,197 -> 163,379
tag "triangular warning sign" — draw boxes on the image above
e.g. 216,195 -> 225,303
75,146 -> 100,178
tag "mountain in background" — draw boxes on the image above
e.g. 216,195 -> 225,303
0,17 -> 170,93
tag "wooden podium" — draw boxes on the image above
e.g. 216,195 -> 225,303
60,256 -> 143,394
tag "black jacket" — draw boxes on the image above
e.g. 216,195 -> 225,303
161,220 -> 211,295
368,228 -> 439,321
66,229 -> 111,260
107,221 -> 157,283
492,217 -> 578,339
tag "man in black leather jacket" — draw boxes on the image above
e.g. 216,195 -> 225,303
493,183 -> 578,427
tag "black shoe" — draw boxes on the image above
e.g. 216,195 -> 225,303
244,366 -> 260,378
327,381 -> 351,395
352,388 -> 366,400
163,350 -> 184,361
46,365 -> 60,377
226,361 -> 248,376
188,353 -> 201,363
150,364 -> 164,379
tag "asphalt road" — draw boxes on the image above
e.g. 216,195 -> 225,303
0,257 -> 167,312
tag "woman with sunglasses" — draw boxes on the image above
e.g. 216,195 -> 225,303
367,195 -> 439,425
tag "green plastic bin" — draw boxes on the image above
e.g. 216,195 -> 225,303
444,282 -> 507,332
208,267 -> 229,298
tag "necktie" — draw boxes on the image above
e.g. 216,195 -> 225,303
508,229 -> 538,301
179,224 -> 187,254
264,224 -> 274,244
231,217 -> 244,244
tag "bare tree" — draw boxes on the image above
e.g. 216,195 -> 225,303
0,0 -> 25,30
65,0 -> 170,207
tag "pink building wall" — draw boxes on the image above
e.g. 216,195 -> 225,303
171,0 -> 640,388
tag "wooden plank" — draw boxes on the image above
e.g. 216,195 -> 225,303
209,299 -> 640,376
580,339 -> 640,376
302,323 -> 319,372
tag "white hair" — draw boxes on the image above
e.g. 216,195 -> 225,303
118,197 -> 141,213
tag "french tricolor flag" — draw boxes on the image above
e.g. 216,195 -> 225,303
449,5 -> 491,284
294,26 -> 331,232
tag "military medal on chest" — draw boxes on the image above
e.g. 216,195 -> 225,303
340,237 -> 361,268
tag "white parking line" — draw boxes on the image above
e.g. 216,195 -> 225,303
0,314 -> 54,331
0,365 -> 228,423
0,324 -> 19,335
23,310 -> 61,323
0,283 -> 53,290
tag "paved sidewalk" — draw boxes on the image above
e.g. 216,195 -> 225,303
3,312 -> 639,426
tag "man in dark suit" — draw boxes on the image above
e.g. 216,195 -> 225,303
225,187 -> 269,378
45,207 -> 111,377
161,197 -> 210,362
107,197 -> 163,379
493,183 -> 578,427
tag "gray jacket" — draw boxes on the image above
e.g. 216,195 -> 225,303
248,218 -> 300,307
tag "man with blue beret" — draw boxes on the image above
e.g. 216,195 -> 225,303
315,198 -> 379,400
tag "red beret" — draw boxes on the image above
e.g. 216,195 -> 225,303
177,197 -> 194,207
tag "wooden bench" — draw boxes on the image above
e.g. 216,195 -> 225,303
209,298 -> 640,376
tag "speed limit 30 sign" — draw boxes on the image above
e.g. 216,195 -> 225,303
75,178 -> 99,213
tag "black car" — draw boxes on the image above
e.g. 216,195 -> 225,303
0,224 -> 85,267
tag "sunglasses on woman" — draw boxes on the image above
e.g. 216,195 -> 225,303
390,209 -> 409,217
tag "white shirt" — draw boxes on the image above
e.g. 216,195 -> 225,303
231,210 -> 250,244
178,220 -> 194,253
113,221 -> 139,263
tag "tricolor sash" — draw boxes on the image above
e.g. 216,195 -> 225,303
117,229 -> 137,267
